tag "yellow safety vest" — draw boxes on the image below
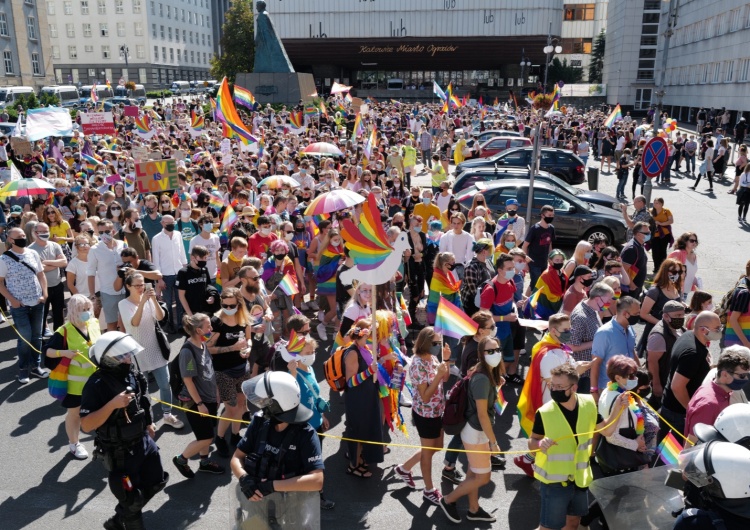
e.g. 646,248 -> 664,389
533,394 -> 597,488
56,321 -> 100,397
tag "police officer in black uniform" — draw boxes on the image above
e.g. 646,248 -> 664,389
80,331 -> 168,530
230,371 -> 324,508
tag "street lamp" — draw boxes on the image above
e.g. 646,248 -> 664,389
655,0 -> 681,129
520,49 -> 532,87
119,45 -> 130,81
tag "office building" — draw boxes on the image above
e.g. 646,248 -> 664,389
0,0 -> 55,88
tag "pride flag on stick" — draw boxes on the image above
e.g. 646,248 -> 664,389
657,431 -> 684,466
494,388 -> 508,416
277,272 -> 300,296
434,296 -> 478,339
604,104 -> 623,128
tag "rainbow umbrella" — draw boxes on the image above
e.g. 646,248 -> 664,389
304,189 -> 365,216
257,175 -> 300,189
0,178 -> 56,199
301,142 -> 344,157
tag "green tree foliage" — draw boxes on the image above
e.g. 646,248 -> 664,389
547,58 -> 584,86
210,0 -> 255,83
39,92 -> 60,107
588,30 -> 606,83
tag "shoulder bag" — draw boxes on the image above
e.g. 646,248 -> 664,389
595,395 -> 651,474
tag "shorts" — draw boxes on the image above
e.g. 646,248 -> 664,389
539,482 -> 589,529
511,320 -> 526,351
498,333 -> 515,363
186,401 -> 218,441
216,368 -> 251,407
61,393 -> 82,409
460,423 -> 491,474
101,292 -> 125,324
411,410 -> 443,440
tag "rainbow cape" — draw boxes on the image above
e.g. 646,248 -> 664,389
494,387 -> 508,416
277,272 -> 299,296
657,431 -> 683,466
524,267 -> 568,320
605,104 -> 623,128
216,77 -> 257,144
48,357 -> 72,400
426,269 -> 461,326
233,85 -> 256,110
517,333 -> 562,437
315,244 -> 343,296
435,295 -> 478,339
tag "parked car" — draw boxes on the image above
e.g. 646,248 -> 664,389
455,146 -> 586,185
471,129 -> 522,142
0,121 -> 23,136
478,136 -> 532,158
102,97 -> 140,110
456,179 -> 628,245
452,167 -> 620,210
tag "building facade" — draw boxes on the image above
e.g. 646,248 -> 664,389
0,0 -> 55,88
46,0 -> 215,89
558,0 -> 607,78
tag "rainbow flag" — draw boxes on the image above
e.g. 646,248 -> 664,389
434,296 -> 478,339
289,110 -> 303,129
91,83 -> 99,104
191,110 -> 204,131
286,329 -> 306,353
494,388 -> 508,416
345,93 -> 353,103
433,81 -> 447,102
105,79 -> 111,91
82,153 -> 104,172
549,83 -> 560,110
319,101 -> 328,117
220,204 -> 238,236
363,126 -> 377,160
605,104 -> 623,128
277,272 -> 299,296
657,431 -> 683,466
216,77 -> 258,144
215,267 -> 222,293
208,193 -> 224,211
397,293 -> 411,326
233,85 -> 256,110
304,104 -> 318,117
48,357 -> 72,400
352,114 -> 365,141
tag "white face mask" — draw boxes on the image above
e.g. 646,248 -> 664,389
623,378 -> 638,391
284,232 -> 294,241
299,354 -> 316,367
180,210 -> 190,219
260,228 -> 271,236
223,307 -> 238,316
484,350 -> 502,368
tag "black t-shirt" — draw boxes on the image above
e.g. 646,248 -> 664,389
524,222 -> 555,268
661,331 -> 710,414
459,339 -> 479,378
621,239 -> 648,291
728,279 -> 749,314
335,263 -> 353,305
617,155 -> 629,179
532,399 -> 604,437
237,414 -> 325,480
210,316 -> 248,372
176,265 -> 210,313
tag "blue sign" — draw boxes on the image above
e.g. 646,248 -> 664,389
642,137 -> 669,178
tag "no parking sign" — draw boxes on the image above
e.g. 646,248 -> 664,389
641,137 -> 669,178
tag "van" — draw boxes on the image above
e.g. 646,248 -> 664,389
114,84 -> 147,102
170,81 -> 190,95
0,86 -> 35,108
79,85 -> 115,104
387,78 -> 404,90
39,85 -> 80,107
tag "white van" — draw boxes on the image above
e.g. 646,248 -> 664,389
114,84 -> 146,102
0,86 -> 35,108
387,78 -> 404,90
39,85 -> 81,107
170,81 -> 190,95
79,85 -> 114,104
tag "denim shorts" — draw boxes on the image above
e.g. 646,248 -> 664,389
539,482 -> 589,529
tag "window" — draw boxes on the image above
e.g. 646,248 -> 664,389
203,52 -> 207,64
27,17 -> 37,40
153,45 -> 158,61
716,14 -> 728,36
47,1 -> 55,15
642,13 -> 660,24
561,38 -> 593,54
84,44 -> 93,52
712,62 -> 721,83
152,24 -> 156,37
189,31 -> 193,44
82,23 -> 92,37
201,33 -> 205,46
67,23 -> 76,37
176,49 -> 180,61
136,44 -> 145,59
169,48 -> 174,62
161,46 -> 166,61
97,0 -> 106,15
640,36 -> 657,46
52,45 -> 60,59
139,67 -> 147,83
637,69 -> 654,81
166,5 -> 170,18
634,88 -> 652,110
88,68 -> 95,77
739,58 -> 750,82
68,45 -> 77,59
3,51 -> 13,74
182,29 -> 186,41
190,50 -> 194,63
688,65 -> 696,84
725,60 -> 735,83
563,3 -> 595,21
704,18 -> 714,39
701,64 -> 710,84
0,14 -> 8,37
643,0 -> 660,9
48,23 -> 57,38
64,1 -> 73,15
181,9 -> 185,22
174,27 -> 179,42
117,22 -> 125,37
134,22 -> 143,36
159,3 -> 163,16
31,53 -> 41,75
731,9 -> 742,32
102,45 -> 110,59
133,0 -> 142,14
151,1 -> 155,16
100,23 -> 108,37
80,0 -> 88,14
168,27 -> 172,41
160,25 -> 164,39
115,0 -> 124,14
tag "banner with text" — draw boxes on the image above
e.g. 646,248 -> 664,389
135,159 -> 179,193
80,112 -> 116,135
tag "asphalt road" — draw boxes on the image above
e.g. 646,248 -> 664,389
0,151 -> 745,530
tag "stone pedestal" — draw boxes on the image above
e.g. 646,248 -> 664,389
234,72 -> 317,106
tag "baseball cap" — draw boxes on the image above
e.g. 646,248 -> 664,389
506,198 -> 520,207
663,300 -> 686,314
10,205 -> 22,216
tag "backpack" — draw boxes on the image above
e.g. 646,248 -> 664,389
716,277 -> 747,325
442,374 -> 473,435
324,345 -> 348,393
474,278 -> 498,311
169,339 -> 196,402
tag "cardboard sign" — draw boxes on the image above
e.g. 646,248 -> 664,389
149,152 -> 163,160
10,137 -> 32,157
173,150 -> 186,162
124,106 -> 139,118
79,112 -> 116,135
131,146 -> 149,161
135,159 -> 179,193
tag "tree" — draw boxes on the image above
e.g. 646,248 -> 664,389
588,29 -> 606,83
210,0 -> 255,83
547,58 -> 584,86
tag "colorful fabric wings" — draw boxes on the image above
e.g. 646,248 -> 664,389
340,193 -> 392,271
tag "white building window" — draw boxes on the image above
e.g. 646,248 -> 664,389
64,1 -> 73,15
117,22 -> 125,37
3,51 -> 13,74
166,5 -> 171,18
159,3 -> 163,17
712,62 -> 721,83
136,45 -> 145,59
169,48 -> 174,62
161,46 -> 166,61
88,68 -> 95,77
115,0 -> 124,14
68,45 -> 77,59
0,14 -> 9,37
730,9 -> 742,32
27,17 -> 37,40
52,45 -> 61,59
67,23 -> 76,38
133,0 -> 142,14
134,22 -> 143,36
181,8 -> 185,22
739,59 -> 750,82
174,27 -> 179,42
102,45 -> 111,59
150,1 -> 155,16
31,53 -> 41,75
80,0 -> 88,15
84,44 -> 93,52
153,46 -> 158,61
100,23 -> 108,37
704,18 -> 714,39
47,1 -> 55,15
152,24 -> 156,38
202,34 -> 205,46
168,27 -> 172,41
725,60 -> 735,83
176,49 -> 181,61
139,67 -> 147,83
98,0 -> 106,15
701,64 -> 710,84
48,23 -> 57,38
82,23 -> 91,37
688,65 -> 696,85
160,25 -> 164,39
55,68 -> 62,83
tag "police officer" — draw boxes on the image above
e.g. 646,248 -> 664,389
80,332 -> 168,530
230,371 -> 324,505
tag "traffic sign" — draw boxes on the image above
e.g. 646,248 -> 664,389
641,137 -> 669,178
118,78 -> 125,86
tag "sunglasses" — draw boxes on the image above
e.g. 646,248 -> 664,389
221,303 -> 238,309
247,276 -> 260,281
688,239 -> 698,243
100,230 -> 112,235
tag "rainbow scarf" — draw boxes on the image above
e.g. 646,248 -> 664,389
524,267 -> 568,320
517,333 -> 562,437
607,382 -> 645,435
315,244 -> 344,296
426,269 -> 461,325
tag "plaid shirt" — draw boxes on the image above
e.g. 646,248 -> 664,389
460,257 -> 495,309
569,300 -> 602,376
626,207 -> 652,240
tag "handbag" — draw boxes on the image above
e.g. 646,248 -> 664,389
595,396 -> 651,474
48,357 -> 72,400
155,319 -> 171,361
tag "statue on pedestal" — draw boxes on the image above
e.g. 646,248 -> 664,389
253,0 -> 295,74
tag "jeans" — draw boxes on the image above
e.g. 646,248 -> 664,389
684,153 -> 696,174
149,364 -> 172,414
616,175 -> 628,197
43,282 -> 65,331
443,434 -> 464,467
421,149 -> 431,165
9,303 -> 44,375
161,275 -> 179,329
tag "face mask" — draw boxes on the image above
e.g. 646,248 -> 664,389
550,389 -> 570,404
504,269 -> 515,280
100,233 -> 113,244
133,221 -> 142,229
552,262 -> 564,271
299,354 -> 316,367
77,208 -> 87,216
223,307 -> 238,316
37,233 -> 50,241
164,224 -> 175,232
582,278 -> 595,287
260,228 -> 271,237
668,317 -> 684,329
637,387 -> 651,398
99,210 -> 108,217
203,223 -> 214,233
200,332 -> 211,342
180,211 -> 190,220
544,216 -> 554,224
557,331 -> 572,343
422,197 -> 431,205
80,311 -> 91,322
429,343 -> 442,357
331,239 -> 342,246
507,210 -> 517,217
584,251 -> 593,260
284,232 -> 294,241
484,350 -> 502,367
668,273 -> 679,283
505,241 -> 516,249
196,260 -> 207,269
728,377 -> 749,391
703,327 -> 723,341
111,210 -> 121,218
513,262 -> 525,273
300,169 -> 307,175
446,264 -> 456,271
642,233 -> 651,242
621,378 -> 638,391
414,226 -> 422,233
627,314 -> 640,326
599,300 -> 611,312
274,254 -> 286,261
86,230 -> 95,236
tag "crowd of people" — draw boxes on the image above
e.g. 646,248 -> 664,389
1,95 -> 750,529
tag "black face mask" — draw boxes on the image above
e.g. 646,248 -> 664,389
668,317 -> 685,329
273,254 -> 286,261
544,216 -> 555,224
627,314 -> 640,326
195,260 -> 207,268
507,210 -> 517,217
164,224 -> 175,232
637,387 -> 651,399
552,262 -> 564,271
446,264 -> 456,271
12,237 -> 27,248
581,277 -> 595,287
549,389 -> 570,403
294,226 -> 304,233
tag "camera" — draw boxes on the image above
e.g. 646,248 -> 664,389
117,264 -> 132,279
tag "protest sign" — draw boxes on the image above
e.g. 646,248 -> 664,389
123,106 -> 139,118
131,146 -> 149,161
135,159 -> 179,193
79,112 -> 116,135
10,138 -> 32,157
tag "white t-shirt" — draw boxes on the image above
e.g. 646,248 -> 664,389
66,257 -> 100,296
539,347 -> 577,404
435,192 -> 453,213
188,232 -> 221,279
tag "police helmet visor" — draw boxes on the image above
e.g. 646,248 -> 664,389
679,444 -> 714,489
241,374 -> 313,424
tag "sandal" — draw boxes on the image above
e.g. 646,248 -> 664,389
346,464 -> 372,478
383,446 -> 391,455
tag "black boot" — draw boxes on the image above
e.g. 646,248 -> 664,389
103,514 -> 123,530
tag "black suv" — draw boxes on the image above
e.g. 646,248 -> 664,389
454,147 -> 586,185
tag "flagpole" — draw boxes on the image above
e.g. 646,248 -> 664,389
371,283 -> 378,383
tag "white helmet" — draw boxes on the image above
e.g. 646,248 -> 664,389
241,371 -> 312,424
694,403 -> 750,448
89,331 -> 144,369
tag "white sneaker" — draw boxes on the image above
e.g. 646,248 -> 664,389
308,300 -> 320,311
399,392 -> 412,407
301,301 -> 310,311
317,310 -> 325,322
163,413 -> 184,429
317,322 -> 328,341
0,313 -> 6,323
69,443 -> 89,460
449,364 -> 461,378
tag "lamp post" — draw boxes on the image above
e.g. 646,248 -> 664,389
119,45 -> 130,81
520,49 -> 531,87
527,22 -> 563,229
654,0 -> 680,131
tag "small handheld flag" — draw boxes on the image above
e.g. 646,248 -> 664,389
494,388 -> 508,416
605,104 -> 623,128
434,296 -> 478,339
657,431 -> 684,466
277,272 -> 300,297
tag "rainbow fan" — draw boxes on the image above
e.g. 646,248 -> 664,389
340,193 -> 392,271
191,110 -> 204,131
289,111 -> 304,129
286,329 -> 306,354
134,115 -> 154,138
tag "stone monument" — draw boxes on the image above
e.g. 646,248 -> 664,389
234,1 -> 317,106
